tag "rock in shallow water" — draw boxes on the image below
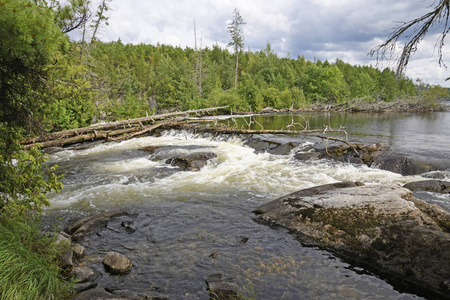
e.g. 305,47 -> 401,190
102,251 -> 132,275
253,181 -> 450,298
165,152 -> 217,171
403,180 -> 450,193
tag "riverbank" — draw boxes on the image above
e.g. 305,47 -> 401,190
238,98 -> 449,115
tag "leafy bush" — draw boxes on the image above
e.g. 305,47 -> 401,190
0,127 -> 62,217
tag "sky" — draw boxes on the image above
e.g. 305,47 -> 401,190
77,0 -> 450,87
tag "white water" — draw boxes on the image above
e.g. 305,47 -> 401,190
47,130 -> 422,211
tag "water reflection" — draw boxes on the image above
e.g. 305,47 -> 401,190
227,111 -> 450,167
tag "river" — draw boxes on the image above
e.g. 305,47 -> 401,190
44,111 -> 450,299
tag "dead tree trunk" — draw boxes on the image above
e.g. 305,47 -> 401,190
22,106 -> 228,149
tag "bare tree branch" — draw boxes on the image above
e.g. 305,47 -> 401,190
370,0 -> 450,79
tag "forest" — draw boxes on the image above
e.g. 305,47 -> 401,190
47,40 -> 450,131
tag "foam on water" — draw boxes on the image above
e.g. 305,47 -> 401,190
46,131 -> 425,211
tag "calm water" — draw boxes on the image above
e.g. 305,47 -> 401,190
227,111 -> 450,167
44,111 -> 450,299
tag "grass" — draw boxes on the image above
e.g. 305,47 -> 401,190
0,216 -> 73,300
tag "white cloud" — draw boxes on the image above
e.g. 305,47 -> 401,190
77,0 -> 450,87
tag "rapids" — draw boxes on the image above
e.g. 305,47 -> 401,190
44,129 -> 448,299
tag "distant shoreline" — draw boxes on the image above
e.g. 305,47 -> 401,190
235,98 -> 450,115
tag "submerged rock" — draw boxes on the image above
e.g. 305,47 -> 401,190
165,152 -> 217,171
205,274 -> 240,300
253,182 -> 450,298
65,210 -> 128,241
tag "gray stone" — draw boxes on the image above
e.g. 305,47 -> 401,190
254,182 -> 450,298
102,251 -> 132,275
267,142 -> 299,155
73,282 -> 98,294
69,288 -> 118,300
72,243 -> 85,259
61,249 -> 73,269
404,180 -> 450,193
70,266 -> 99,283
66,210 -> 128,241
165,152 -> 217,171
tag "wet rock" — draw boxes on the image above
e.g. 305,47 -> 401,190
165,152 -> 217,171
253,182 -> 450,298
69,288 -> 119,300
244,138 -> 280,153
292,142 -> 442,175
55,231 -> 72,243
293,151 -> 322,161
73,281 -> 98,294
70,266 -> 100,283
121,220 -> 137,233
206,274 -> 240,300
209,250 -> 220,259
403,180 -> 450,193
109,289 -> 169,300
239,237 -> 249,244
61,248 -> 73,269
267,142 -> 300,155
102,251 -> 132,275
72,243 -> 85,259
66,210 -> 129,241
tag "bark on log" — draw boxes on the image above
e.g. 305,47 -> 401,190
22,106 -> 228,149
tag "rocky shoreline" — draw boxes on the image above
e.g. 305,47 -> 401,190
246,98 -> 449,114
58,179 -> 450,299
253,181 -> 450,299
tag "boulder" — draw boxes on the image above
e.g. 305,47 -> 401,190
70,266 -> 99,283
404,180 -> 450,193
65,210 -> 128,241
102,251 -> 132,275
165,152 -> 217,171
253,182 -> 450,298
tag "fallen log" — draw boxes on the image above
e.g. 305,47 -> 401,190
22,106 -> 228,149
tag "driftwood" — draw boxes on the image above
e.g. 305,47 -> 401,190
22,106 -> 228,149
23,107 -> 355,150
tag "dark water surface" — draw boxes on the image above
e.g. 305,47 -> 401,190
44,111 -> 450,299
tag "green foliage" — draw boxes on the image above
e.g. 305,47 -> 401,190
0,0 -> 68,132
0,127 -> 62,217
420,84 -> 450,107
0,216 -> 73,300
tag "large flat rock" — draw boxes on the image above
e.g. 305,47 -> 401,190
253,182 -> 450,298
